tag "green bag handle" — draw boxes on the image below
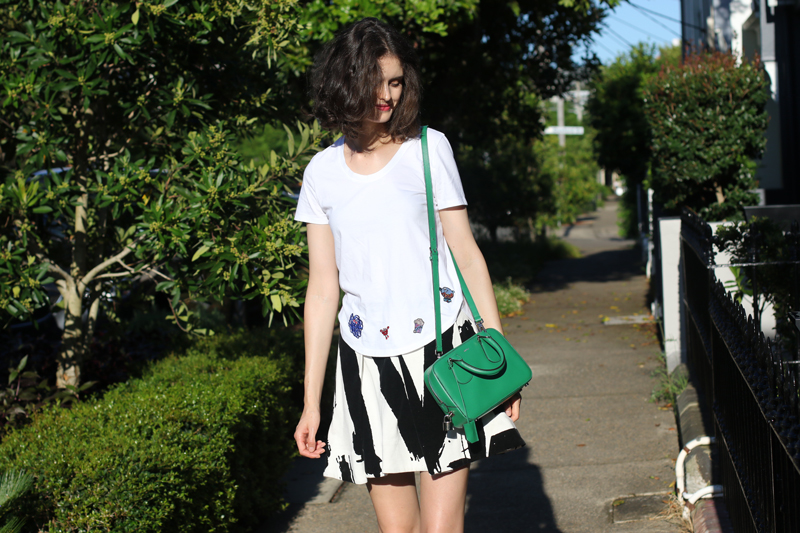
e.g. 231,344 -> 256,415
450,334 -> 507,376
421,125 -> 485,356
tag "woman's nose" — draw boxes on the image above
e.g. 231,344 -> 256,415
379,84 -> 390,101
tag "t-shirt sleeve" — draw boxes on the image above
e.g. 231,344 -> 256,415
294,160 -> 329,224
431,134 -> 467,209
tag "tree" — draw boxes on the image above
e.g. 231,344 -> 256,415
1,0 -> 624,389
268,0 -> 618,240
588,44 -> 662,185
586,43 -> 679,236
534,127 -> 603,230
0,0 -> 326,387
457,131 -> 551,242
420,0 -> 609,238
642,51 -> 769,221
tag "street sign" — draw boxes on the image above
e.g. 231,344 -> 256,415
544,126 -> 584,135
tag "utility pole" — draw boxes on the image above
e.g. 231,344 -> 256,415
573,82 -> 584,122
545,94 -> 583,142
555,96 -> 566,147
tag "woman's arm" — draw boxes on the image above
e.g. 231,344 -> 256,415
440,206 -> 521,421
294,223 -> 340,458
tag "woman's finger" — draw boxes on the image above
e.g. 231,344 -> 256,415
300,440 -> 326,459
295,422 -> 316,453
294,425 -> 309,454
504,393 -> 522,422
295,416 -> 327,458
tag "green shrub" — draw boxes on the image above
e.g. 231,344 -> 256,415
493,278 -> 531,317
642,51 -> 769,221
479,237 -> 581,286
546,237 -> 582,261
0,329 -> 302,532
617,185 -> 639,239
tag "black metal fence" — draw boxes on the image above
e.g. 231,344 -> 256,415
681,209 -> 715,405
680,209 -> 800,533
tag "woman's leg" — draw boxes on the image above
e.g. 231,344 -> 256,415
367,472 -> 421,533
418,466 -> 469,533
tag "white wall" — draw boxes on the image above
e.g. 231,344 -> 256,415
655,218 -> 778,375
717,0 -> 755,55
659,217 -> 685,373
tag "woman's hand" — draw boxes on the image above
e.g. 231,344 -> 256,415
503,393 -> 522,422
294,408 -> 327,459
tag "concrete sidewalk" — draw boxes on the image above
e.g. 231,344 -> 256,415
264,199 -> 686,533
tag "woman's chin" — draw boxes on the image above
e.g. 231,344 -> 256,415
367,113 -> 393,125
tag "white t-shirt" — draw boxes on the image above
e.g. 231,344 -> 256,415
294,128 -> 468,356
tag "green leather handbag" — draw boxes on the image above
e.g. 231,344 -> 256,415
420,126 -> 532,444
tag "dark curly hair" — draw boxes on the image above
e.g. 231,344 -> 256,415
310,18 -> 421,144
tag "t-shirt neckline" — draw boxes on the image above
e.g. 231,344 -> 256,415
338,137 -> 414,183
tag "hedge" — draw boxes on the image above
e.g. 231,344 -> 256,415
0,329 -> 303,532
642,51 -> 769,221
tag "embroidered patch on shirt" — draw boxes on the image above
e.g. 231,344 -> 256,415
349,314 -> 363,338
440,287 -> 455,303
380,326 -> 390,339
413,318 -> 424,333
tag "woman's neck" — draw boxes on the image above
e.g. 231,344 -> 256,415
346,122 -> 393,154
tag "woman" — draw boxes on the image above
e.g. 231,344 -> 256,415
293,18 -> 524,533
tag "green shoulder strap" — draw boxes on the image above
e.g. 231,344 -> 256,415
421,125 -> 484,356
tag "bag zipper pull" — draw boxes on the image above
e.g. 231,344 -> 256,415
443,412 -> 454,432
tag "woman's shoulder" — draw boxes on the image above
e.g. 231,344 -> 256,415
419,126 -> 447,144
305,136 -> 345,173
418,127 -> 453,155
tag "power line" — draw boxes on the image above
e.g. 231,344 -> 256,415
601,23 -> 635,48
630,2 -> 706,33
603,28 -> 634,50
594,38 -> 618,57
609,14 -> 672,42
630,3 -> 685,24
628,4 -> 683,38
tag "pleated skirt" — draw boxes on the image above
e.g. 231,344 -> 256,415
323,302 -> 526,485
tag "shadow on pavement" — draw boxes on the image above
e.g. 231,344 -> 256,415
258,457 -> 329,533
532,247 -> 643,293
562,217 -> 598,237
465,447 -> 563,533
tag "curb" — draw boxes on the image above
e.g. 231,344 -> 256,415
674,376 -> 733,533
692,499 -> 734,533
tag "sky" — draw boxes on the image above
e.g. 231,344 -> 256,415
581,0 -> 683,64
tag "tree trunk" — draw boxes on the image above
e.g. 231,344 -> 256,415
60,158 -> 89,388
86,290 -> 101,346
526,217 -> 537,243
57,282 -> 84,389
715,183 -> 726,205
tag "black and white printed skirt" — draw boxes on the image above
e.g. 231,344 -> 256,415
323,302 -> 526,485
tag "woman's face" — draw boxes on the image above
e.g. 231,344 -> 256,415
369,54 -> 404,124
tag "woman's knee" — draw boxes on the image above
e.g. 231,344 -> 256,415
418,468 -> 469,533
368,473 -> 421,533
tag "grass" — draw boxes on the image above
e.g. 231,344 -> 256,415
649,352 -> 689,404
648,319 -> 689,404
